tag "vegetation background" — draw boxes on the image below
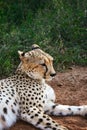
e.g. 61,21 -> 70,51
0,0 -> 87,77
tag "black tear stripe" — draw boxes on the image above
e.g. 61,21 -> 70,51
43,64 -> 48,79
40,63 -> 48,78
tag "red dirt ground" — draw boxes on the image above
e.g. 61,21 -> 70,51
10,66 -> 87,130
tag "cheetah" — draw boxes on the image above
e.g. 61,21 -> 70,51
0,44 -> 87,130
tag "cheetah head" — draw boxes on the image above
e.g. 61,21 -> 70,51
17,44 -> 56,81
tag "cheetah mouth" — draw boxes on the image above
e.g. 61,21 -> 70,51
45,76 -> 55,81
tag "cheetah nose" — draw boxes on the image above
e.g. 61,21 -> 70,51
50,73 -> 56,77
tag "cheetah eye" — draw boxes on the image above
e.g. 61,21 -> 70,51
40,63 -> 46,66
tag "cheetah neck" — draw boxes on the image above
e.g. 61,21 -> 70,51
14,69 -> 45,87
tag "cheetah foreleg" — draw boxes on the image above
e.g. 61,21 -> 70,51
20,106 -> 68,130
44,101 -> 87,117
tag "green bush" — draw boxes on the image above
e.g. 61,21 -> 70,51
0,0 -> 87,77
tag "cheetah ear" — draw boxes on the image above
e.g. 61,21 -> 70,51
31,44 -> 40,50
18,51 -> 25,57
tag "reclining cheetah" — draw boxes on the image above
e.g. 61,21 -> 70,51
0,44 -> 87,130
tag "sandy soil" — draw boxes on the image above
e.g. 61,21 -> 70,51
10,66 -> 87,130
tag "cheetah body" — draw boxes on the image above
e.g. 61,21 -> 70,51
0,44 -> 87,130
0,72 -> 56,130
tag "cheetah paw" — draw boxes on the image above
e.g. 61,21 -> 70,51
83,105 -> 87,118
58,125 -> 69,130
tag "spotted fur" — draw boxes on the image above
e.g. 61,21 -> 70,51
0,44 -> 87,130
